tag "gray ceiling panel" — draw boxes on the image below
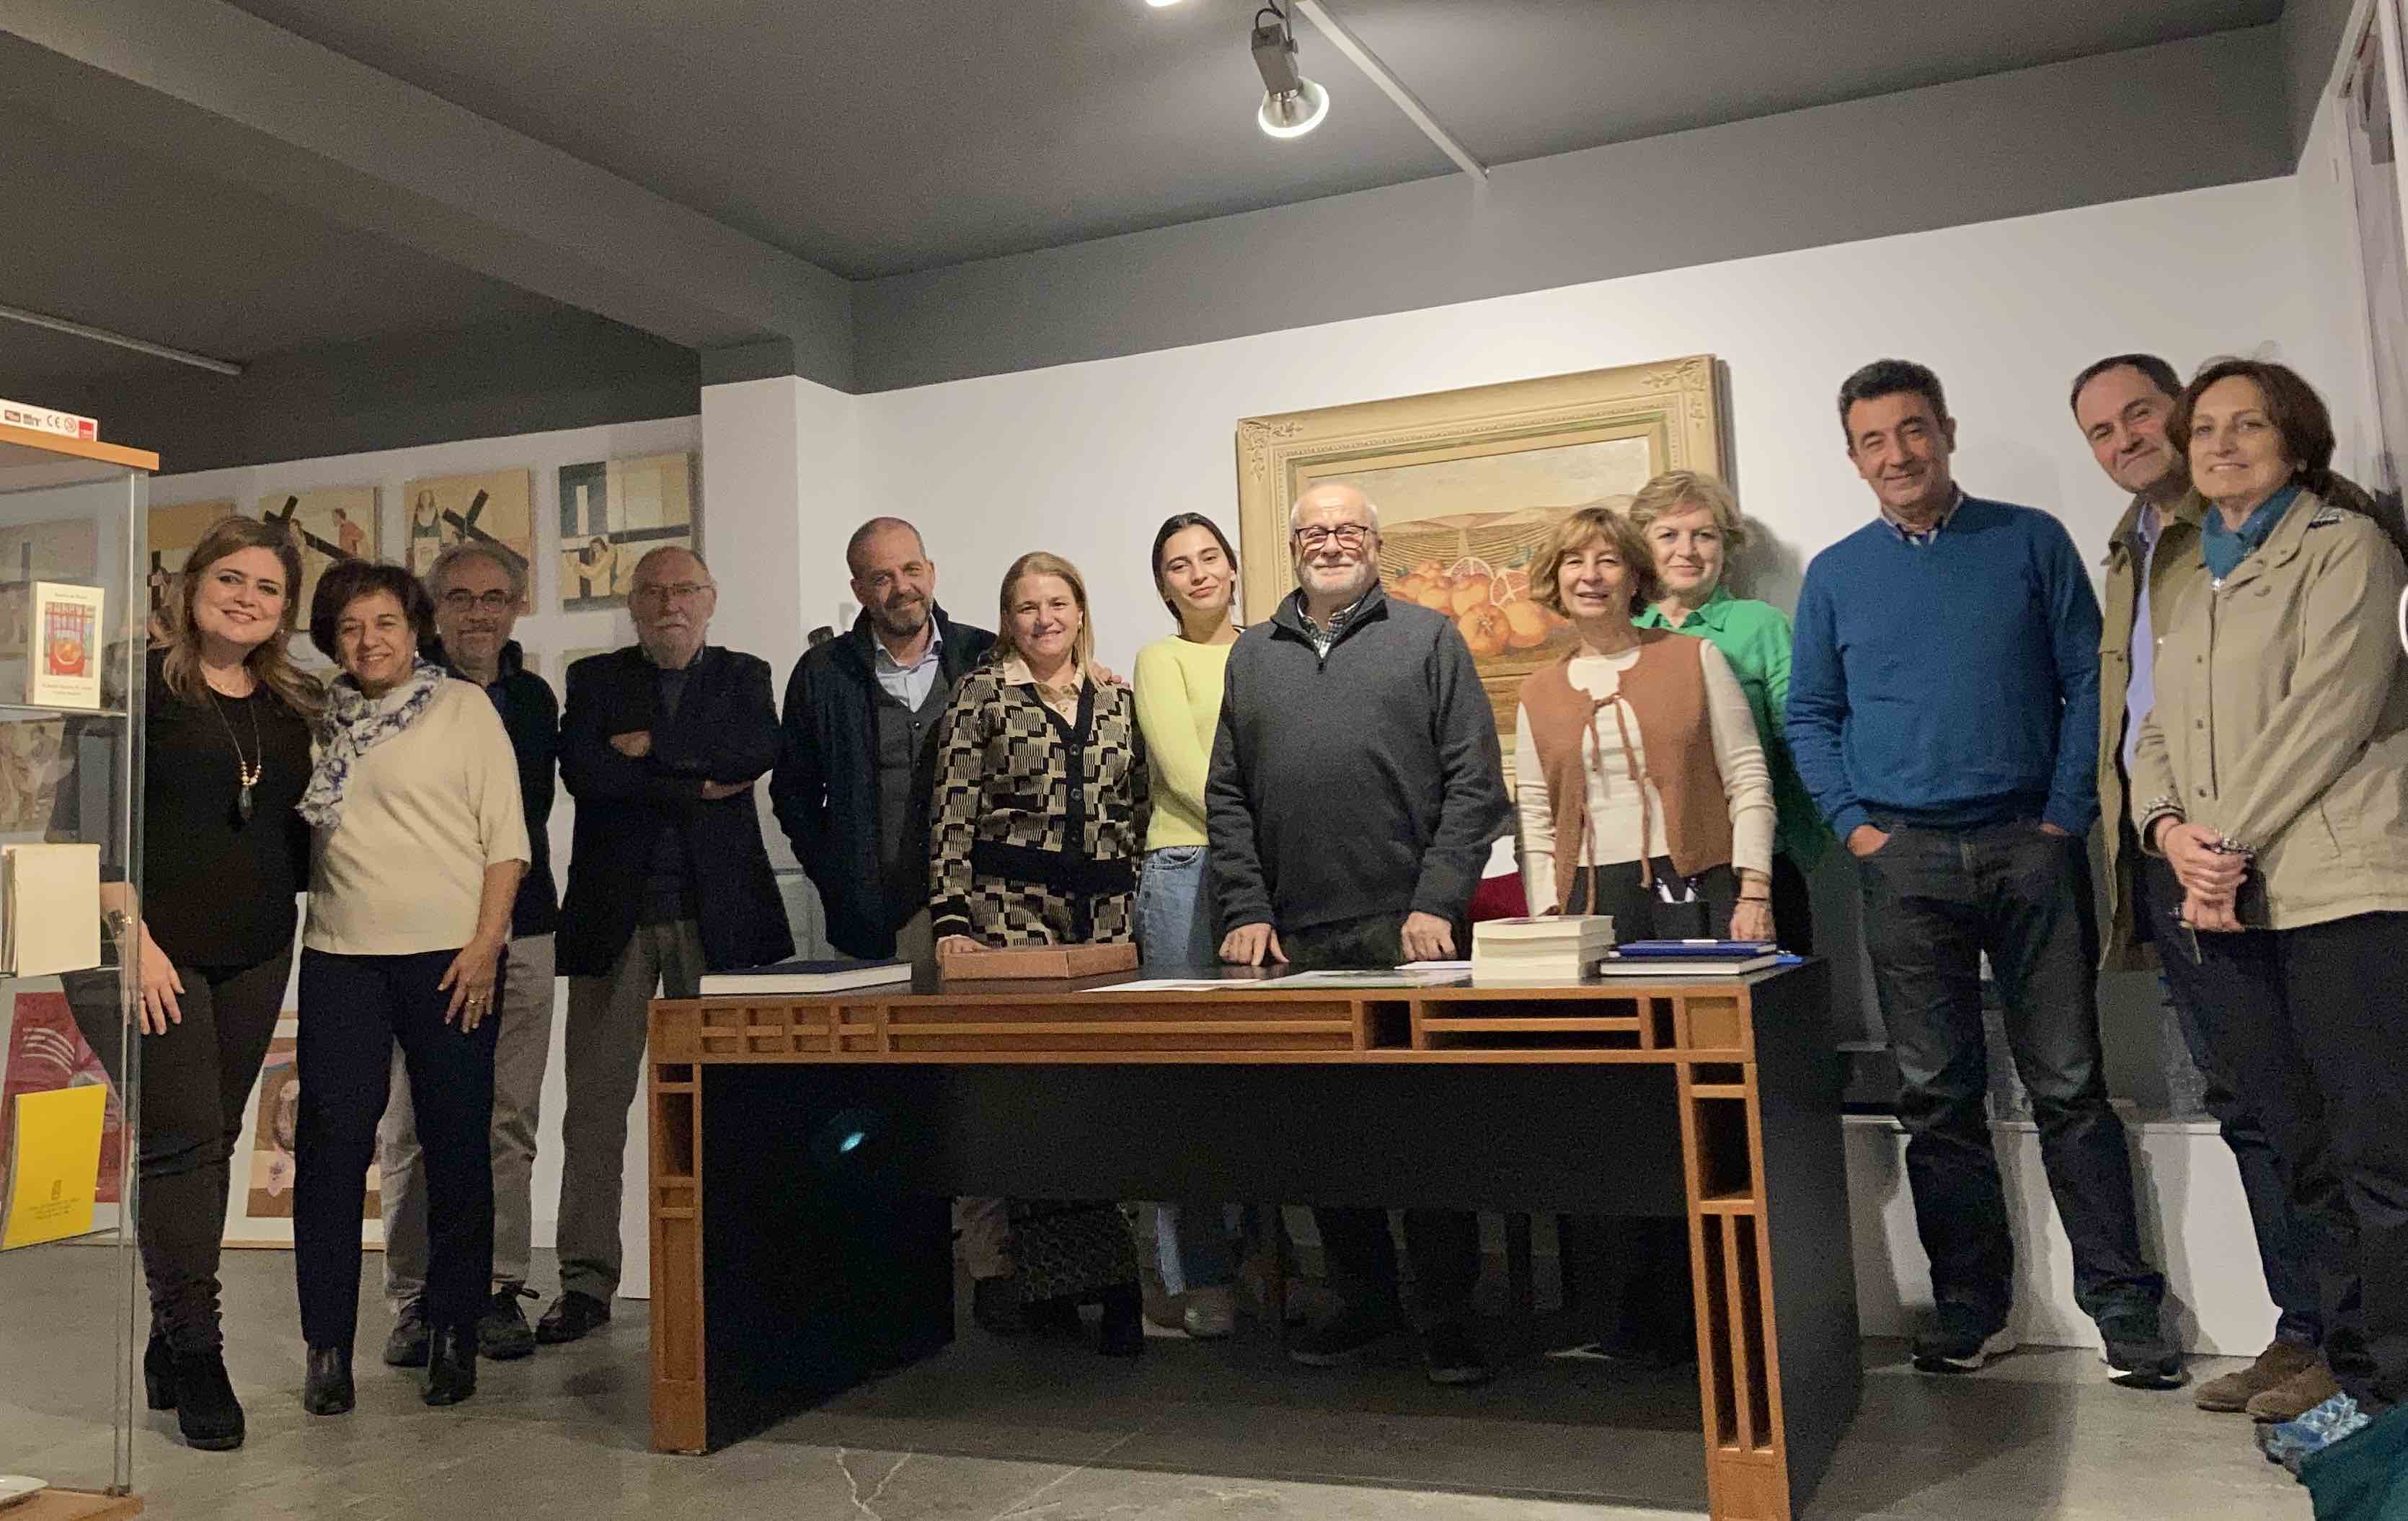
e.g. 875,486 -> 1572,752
221,0 -> 2284,278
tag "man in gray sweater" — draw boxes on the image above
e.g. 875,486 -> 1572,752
1206,480 -> 1509,1385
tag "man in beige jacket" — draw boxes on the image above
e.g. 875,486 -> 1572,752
2073,353 -> 2328,1420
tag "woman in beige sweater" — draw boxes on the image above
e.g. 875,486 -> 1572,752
291,561 -> 527,1416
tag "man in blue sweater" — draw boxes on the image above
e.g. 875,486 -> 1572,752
1787,359 -> 2178,1388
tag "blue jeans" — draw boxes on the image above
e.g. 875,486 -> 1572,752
1136,845 -> 1236,1292
1856,819 -> 2164,1326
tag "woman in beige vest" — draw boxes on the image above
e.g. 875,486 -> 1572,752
1515,502 -> 1775,942
1514,501 -> 1774,1365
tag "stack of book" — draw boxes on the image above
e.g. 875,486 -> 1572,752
1470,915 -> 1615,980
1598,939 -> 1782,977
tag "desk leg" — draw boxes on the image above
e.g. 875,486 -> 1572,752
650,1059 -> 707,1452
1678,1060 -> 1789,1521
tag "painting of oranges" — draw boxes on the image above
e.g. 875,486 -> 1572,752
1381,506 -> 1587,736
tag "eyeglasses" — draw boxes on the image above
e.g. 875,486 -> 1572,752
1293,524 -> 1374,550
632,581 -> 715,607
441,589 -> 516,613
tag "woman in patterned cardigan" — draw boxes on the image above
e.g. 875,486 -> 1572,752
930,550 -> 1151,1354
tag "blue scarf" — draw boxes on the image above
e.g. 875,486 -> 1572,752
298,656 -> 447,830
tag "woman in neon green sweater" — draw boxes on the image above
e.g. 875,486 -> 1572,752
1132,512 -> 1243,1337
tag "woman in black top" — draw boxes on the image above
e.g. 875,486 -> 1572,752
63,516 -> 318,1452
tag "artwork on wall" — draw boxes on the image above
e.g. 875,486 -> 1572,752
0,519 -> 99,661
403,469 -> 535,611
147,500 -> 236,635
0,992 -> 124,1214
225,1015 -> 381,1248
1235,356 -> 1725,779
557,452 -> 699,612
0,717 -> 68,834
258,487 -> 379,628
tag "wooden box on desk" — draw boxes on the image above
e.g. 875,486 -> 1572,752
937,943 -> 1138,981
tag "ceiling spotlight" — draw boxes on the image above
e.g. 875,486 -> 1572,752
1146,0 -> 1180,7
1252,6 -> 1329,139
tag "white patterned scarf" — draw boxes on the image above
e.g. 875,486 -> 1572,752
298,656 -> 448,830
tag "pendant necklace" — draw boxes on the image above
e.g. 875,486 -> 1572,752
206,683 -> 264,824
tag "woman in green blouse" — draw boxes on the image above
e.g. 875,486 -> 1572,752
1629,469 -> 1826,951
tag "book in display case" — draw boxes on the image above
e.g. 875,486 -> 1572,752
0,421 -> 154,1520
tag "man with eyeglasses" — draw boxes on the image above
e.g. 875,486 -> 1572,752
378,541 -> 560,1366
1206,481 -> 1509,1385
542,545 -> 792,1345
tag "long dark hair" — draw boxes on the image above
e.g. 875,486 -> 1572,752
162,514 -> 324,717
1148,513 -> 1240,630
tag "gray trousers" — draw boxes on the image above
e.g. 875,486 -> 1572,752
380,933 -> 556,1308
555,920 -> 704,1302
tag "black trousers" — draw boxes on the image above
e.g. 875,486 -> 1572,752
295,948 -> 497,1348
2138,859 -> 2322,1349
1285,912 -> 1482,1331
2146,876 -> 2408,1411
66,953 -> 289,1352
1856,820 -> 2161,1326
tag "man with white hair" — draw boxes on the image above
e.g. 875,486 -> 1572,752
1205,480 -> 1509,1384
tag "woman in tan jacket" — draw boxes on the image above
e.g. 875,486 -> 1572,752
2130,358 -> 2408,1472
1513,502 -> 1774,1366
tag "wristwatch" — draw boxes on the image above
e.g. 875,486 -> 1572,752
102,909 -> 133,943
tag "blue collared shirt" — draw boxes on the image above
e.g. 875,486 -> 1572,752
872,624 -> 945,709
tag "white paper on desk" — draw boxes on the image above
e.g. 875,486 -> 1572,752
1110,979 -> 1243,992
1254,968 -> 1468,989
1396,960 -> 1472,971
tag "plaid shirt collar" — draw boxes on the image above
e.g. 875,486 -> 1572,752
1880,486 -> 1965,546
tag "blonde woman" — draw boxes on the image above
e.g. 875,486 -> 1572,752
1515,502 -> 1772,1365
1629,469 -> 1824,950
61,516 -> 320,1451
929,551 -> 1150,1354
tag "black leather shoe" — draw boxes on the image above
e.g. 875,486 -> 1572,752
301,1346 -> 354,1416
424,1324 -> 477,1407
534,1290 -> 611,1346
143,1332 -> 176,1411
1097,1284 -> 1145,1358
479,1285 -> 539,1361
383,1298 -> 430,1367
172,1348 -> 245,1450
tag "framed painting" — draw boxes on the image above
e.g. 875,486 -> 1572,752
1235,356 -> 1725,774
403,469 -> 534,611
557,452 -> 699,612
258,486 -> 379,627
223,1015 -> 381,1248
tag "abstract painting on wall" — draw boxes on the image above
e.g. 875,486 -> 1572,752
557,453 -> 698,612
257,486 -> 379,627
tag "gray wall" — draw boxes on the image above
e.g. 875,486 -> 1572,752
23,311 -> 699,475
850,27 -> 2293,392
2283,0 -> 2362,155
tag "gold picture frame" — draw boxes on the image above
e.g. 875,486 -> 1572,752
1234,356 -> 1725,774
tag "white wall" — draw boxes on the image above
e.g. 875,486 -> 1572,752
839,177 -> 2338,681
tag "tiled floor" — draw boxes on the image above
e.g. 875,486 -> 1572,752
0,1247 -> 2307,1519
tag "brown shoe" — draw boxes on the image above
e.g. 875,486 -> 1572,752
2196,1341 -> 2319,1412
2243,1358 -> 2342,1423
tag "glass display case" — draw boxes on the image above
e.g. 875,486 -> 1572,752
0,422 -> 152,1517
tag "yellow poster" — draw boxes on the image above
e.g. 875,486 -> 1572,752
1,1083 -> 105,1249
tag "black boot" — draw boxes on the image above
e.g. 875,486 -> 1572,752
425,1323 -> 477,1407
171,1348 -> 245,1451
1097,1284 -> 1145,1358
143,1332 -> 176,1412
302,1346 -> 354,1416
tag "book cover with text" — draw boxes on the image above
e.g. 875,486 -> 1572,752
26,581 -> 102,708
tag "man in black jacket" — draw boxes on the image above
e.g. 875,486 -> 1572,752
381,543 -> 562,1365
539,547 -> 792,1344
771,516 -> 993,963
1208,482 -> 1510,1385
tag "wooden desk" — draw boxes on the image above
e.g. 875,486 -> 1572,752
646,964 -> 1858,1521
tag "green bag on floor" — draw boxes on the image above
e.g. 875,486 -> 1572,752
2306,1403 -> 2408,1520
